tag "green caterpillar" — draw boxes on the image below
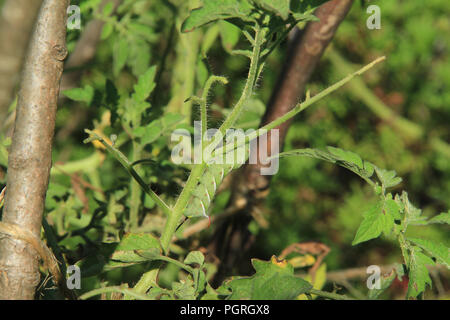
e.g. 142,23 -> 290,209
183,161 -> 243,219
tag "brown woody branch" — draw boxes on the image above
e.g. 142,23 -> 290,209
0,0 -> 69,299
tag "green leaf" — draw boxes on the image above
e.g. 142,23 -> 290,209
290,0 -> 329,16
201,283 -> 221,300
127,23 -> 157,42
102,1 -> 114,16
172,278 -> 197,300
375,167 -> 402,189
62,85 -> 94,104
398,192 -> 426,227
101,22 -> 114,40
113,37 -> 129,76
132,66 -> 157,102
128,40 -> 151,77
428,211 -> 450,225
0,136 -> 10,167
193,269 -> 207,293
275,147 -> 376,182
111,233 -> 161,263
326,146 -> 363,170
134,113 -> 184,146
115,233 -> 160,251
140,121 -> 163,145
352,202 -> 392,245
219,20 -> 241,52
225,256 -> 312,300
161,113 -> 185,128
406,246 -> 435,298
384,198 -> 402,220
184,251 -> 205,267
196,58 -> 209,87
408,238 -> 449,268
254,0 -> 290,20
181,0 -> 253,33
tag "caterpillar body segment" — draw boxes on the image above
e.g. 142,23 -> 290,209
183,161 -> 243,219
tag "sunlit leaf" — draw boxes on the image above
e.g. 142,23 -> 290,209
225,256 -> 312,299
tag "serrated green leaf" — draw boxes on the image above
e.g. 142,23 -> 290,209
111,233 -> 161,263
184,251 -> 205,266
141,121 -> 163,145
161,113 -> 185,128
226,256 -> 312,300
291,0 -> 329,13
292,12 -> 319,22
128,40 -> 151,77
132,267 -> 160,297
135,113 -> 184,146
408,238 -> 449,268
275,147 -> 375,181
0,137 -> 10,166
352,202 -> 392,245
428,211 -> 450,225
375,167 -> 402,189
399,192 -> 426,227
201,283 -> 221,300
181,0 -> 253,33
127,23 -> 157,42
172,278 -> 197,300
115,233 -> 160,251
326,146 -> 363,169
132,66 -> 157,102
384,198 -> 402,220
407,246 -> 435,298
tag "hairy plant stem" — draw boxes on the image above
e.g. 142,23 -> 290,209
161,49 -> 385,255
79,285 -> 152,300
258,56 -> 386,133
160,26 -> 265,253
309,288 -> 353,300
84,130 -> 172,217
217,28 -> 265,138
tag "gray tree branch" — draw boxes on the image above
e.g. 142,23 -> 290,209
0,0 -> 69,299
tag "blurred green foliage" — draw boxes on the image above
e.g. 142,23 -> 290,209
0,0 -> 448,299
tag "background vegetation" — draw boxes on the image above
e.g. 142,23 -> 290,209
0,0 -> 448,299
